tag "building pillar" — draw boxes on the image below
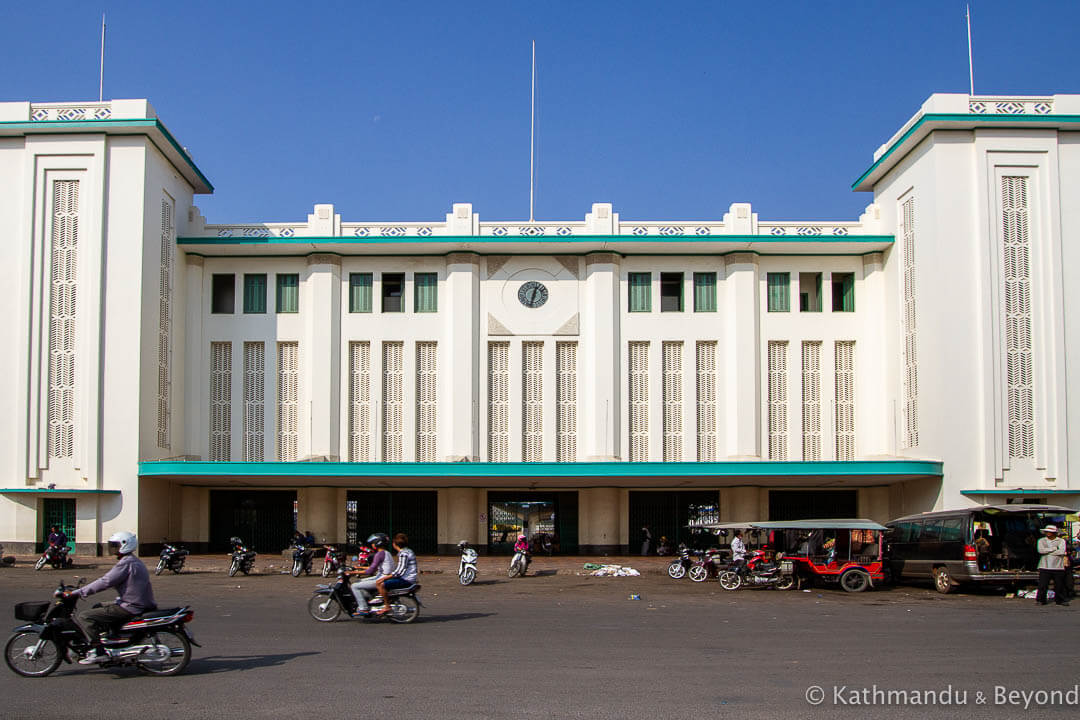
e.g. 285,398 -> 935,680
297,487 -> 339,544
438,487 -> 482,554
724,253 -> 760,458
184,255 -> 205,459
304,254 -> 342,460
581,253 -> 621,460
726,486 -> 761,521
180,486 -> 209,552
857,486 -> 890,523
860,252 -> 887,456
579,487 -> 620,554
444,254 -> 480,460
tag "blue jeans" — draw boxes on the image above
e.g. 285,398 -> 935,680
383,577 -> 412,591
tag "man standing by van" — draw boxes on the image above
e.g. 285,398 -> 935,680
1036,525 -> 1069,607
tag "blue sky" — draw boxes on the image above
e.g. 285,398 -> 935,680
4,1 -> 1078,224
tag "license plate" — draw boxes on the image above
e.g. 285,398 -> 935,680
781,561 -> 793,572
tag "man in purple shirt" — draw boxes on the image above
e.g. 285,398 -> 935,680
68,531 -> 156,664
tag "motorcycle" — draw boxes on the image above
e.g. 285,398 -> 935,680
688,548 -> 729,583
508,550 -> 530,578
34,545 -> 72,571
321,545 -> 348,578
307,569 -> 422,623
457,541 -> 478,586
290,543 -> 315,577
667,543 -> 693,579
155,542 -> 189,575
4,578 -> 198,677
227,538 -> 257,577
718,550 -> 795,591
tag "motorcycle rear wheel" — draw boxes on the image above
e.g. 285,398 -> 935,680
776,575 -> 796,591
171,560 -> 184,574
388,596 -> 420,624
308,594 -> 343,622
4,632 -> 62,677
688,565 -> 708,582
718,571 -> 742,590
33,557 -> 47,571
459,566 -> 476,586
136,629 -> 191,676
668,562 -> 686,580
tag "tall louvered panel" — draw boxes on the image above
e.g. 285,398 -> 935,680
767,341 -> 789,461
834,341 -> 856,460
276,342 -> 300,461
209,342 -> 232,461
47,180 -> 79,460
382,342 -> 404,461
522,342 -> 544,462
801,341 -> 822,461
628,341 -> 650,462
901,197 -> 919,448
1001,176 -> 1035,460
695,341 -> 717,461
556,342 -> 577,462
662,341 -> 683,461
416,341 -> 438,462
348,342 -> 371,462
242,342 -> 265,462
487,342 -> 510,462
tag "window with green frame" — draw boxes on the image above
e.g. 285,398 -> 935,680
243,274 -> 267,314
276,273 -> 299,313
766,272 -> 790,312
414,273 -> 438,313
349,273 -> 372,313
693,272 -> 717,312
831,272 -> 855,312
628,272 -> 651,312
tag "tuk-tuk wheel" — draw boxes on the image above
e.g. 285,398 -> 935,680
840,569 -> 870,593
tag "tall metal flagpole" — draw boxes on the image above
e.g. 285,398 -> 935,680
966,4 -> 974,96
529,40 -> 536,223
99,14 -> 106,102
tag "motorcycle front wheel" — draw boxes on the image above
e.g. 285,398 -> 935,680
291,561 -> 302,578
388,596 -> 420,624
136,629 -> 191,676
227,559 -> 239,577
718,571 -> 742,590
459,566 -> 476,585
4,632 -> 62,677
321,563 -> 332,578
667,562 -> 686,580
33,556 -> 47,571
307,594 -> 342,622
155,559 -> 166,576
688,565 -> 708,582
508,561 -> 521,578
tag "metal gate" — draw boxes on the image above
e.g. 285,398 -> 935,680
628,491 -> 719,553
40,498 -> 76,553
768,490 -> 857,520
487,492 -> 578,555
346,491 -> 437,554
209,490 -> 297,553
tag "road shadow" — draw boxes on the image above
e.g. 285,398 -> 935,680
528,570 -> 558,577
420,612 -> 496,624
182,651 -> 321,675
467,579 -> 503,586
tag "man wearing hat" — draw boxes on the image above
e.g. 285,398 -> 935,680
1035,525 -> 1069,606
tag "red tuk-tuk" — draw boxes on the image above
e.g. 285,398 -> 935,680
752,519 -> 888,592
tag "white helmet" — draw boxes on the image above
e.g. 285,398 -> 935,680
108,531 -> 138,555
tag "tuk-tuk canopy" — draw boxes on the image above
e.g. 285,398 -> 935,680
687,519 -> 886,531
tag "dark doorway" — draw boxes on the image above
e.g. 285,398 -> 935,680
346,491 -> 437,554
768,490 -> 858,521
39,498 -> 76,553
210,490 -> 296,553
628,491 -> 719,554
487,491 -> 578,555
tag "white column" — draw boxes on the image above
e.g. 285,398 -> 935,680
724,253 -> 760,458
444,253 -> 479,460
860,253 -> 887,456
304,254 -> 341,460
184,255 -> 205,459
581,253 -> 621,460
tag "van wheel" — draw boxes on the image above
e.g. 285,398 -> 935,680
933,566 -> 954,594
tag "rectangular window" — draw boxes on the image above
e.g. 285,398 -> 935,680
660,273 -> 684,312
693,272 -> 717,312
276,342 -> 300,461
211,274 -> 235,314
349,273 -> 373,313
628,272 -> 651,312
414,273 -> 438,313
767,273 -> 790,312
209,342 -> 232,461
799,272 -> 822,312
276,274 -> 299,313
831,272 -> 855,312
243,274 -> 267,314
382,273 -> 405,313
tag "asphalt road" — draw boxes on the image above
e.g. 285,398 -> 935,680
0,561 -> 1077,719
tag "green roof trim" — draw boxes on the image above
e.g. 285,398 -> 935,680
139,459 -> 941,479
0,488 -> 121,494
960,489 -> 1080,496
852,113 -> 1080,191
0,118 -> 214,192
178,234 -> 894,246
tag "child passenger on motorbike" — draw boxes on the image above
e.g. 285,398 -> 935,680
374,533 -> 419,616
349,533 -> 394,616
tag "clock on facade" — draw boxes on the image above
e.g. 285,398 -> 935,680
517,281 -> 549,308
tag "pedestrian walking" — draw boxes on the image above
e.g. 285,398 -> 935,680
640,525 -> 652,556
1035,525 -> 1070,606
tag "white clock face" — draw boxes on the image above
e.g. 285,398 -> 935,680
517,281 -> 549,308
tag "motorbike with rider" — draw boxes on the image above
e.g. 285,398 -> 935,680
509,533 -> 531,578
347,533 -> 395,617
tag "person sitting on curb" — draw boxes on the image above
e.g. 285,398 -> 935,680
374,533 -> 418,616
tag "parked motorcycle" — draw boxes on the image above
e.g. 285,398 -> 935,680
155,542 -> 189,575
291,542 -> 315,577
718,550 -> 795,591
307,569 -> 422,623
688,548 -> 729,583
4,578 -> 198,677
457,541 -> 478,585
227,537 -> 256,577
667,543 -> 693,579
321,545 -> 348,577
34,545 -> 72,571
508,550 -> 530,578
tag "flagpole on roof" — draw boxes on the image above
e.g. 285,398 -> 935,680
529,40 -> 536,223
966,4 -> 974,96
99,13 -> 106,102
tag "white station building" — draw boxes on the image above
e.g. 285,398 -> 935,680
2,93 -> 1079,555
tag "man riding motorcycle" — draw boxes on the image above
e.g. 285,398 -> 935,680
348,533 -> 395,616
47,525 -> 69,550
65,531 -> 156,664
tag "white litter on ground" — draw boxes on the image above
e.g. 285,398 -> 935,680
586,563 -> 640,577
1014,589 -> 1054,600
